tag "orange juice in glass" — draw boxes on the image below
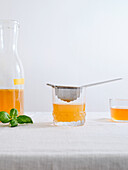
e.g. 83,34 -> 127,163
52,86 -> 86,126
110,99 -> 128,122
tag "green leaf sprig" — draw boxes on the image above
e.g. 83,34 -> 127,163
0,108 -> 33,127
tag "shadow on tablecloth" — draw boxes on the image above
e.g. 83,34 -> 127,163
0,122 -> 55,128
95,118 -> 128,123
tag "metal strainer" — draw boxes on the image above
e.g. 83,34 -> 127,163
47,78 -> 122,102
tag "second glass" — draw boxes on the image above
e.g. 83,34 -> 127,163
110,99 -> 128,122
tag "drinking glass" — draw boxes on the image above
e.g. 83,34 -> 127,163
52,87 -> 86,126
110,99 -> 128,122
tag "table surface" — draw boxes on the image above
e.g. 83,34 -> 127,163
0,112 -> 128,170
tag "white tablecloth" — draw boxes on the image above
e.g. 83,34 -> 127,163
0,112 -> 128,170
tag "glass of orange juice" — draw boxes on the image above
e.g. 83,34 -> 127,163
110,99 -> 128,122
52,87 -> 86,126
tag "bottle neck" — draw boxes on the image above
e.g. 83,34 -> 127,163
0,21 -> 19,53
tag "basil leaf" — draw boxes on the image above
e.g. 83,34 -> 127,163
0,111 -> 10,123
17,115 -> 33,124
10,119 -> 18,127
10,108 -> 18,118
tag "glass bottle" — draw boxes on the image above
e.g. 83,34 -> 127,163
0,20 -> 24,115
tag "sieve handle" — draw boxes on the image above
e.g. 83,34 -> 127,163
82,78 -> 122,88
47,83 -> 55,88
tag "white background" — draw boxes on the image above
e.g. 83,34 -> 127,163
0,0 -> 128,112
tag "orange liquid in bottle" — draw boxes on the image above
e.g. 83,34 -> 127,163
111,108 -> 128,121
0,89 -> 24,115
53,104 -> 86,122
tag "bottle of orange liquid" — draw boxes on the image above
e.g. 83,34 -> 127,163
0,20 -> 24,115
